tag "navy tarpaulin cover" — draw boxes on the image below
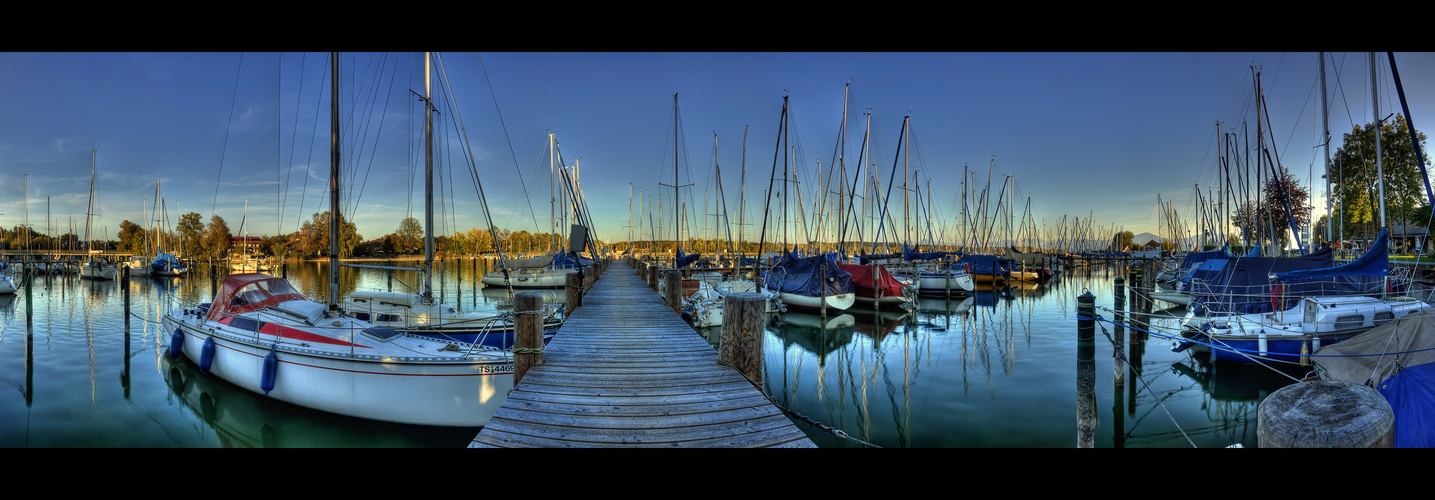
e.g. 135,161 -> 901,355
1379,363 -> 1435,447
552,249 -> 594,269
674,249 -> 701,269
151,253 -> 186,271
955,254 -> 1014,278
1188,246 -> 1335,316
903,243 -> 955,261
1175,244 -> 1235,282
766,251 -> 853,298
1273,229 -> 1390,299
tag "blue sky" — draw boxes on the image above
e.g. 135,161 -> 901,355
4,52 -> 1433,250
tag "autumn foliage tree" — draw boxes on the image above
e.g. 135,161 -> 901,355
1231,165 -> 1311,251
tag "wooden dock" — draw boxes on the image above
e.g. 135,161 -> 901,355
469,261 -> 817,448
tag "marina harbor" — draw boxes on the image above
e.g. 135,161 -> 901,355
4,51 -> 1435,447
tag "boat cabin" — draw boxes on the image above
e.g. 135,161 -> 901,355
207,273 -> 311,322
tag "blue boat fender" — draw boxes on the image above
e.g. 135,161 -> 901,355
260,344 -> 278,395
199,337 -> 216,374
169,328 -> 184,359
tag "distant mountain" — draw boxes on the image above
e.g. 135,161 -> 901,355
1133,232 -> 1166,245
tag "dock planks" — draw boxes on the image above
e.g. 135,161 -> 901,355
470,262 -> 816,448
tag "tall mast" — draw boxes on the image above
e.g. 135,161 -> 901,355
422,51 -> 434,303
328,51 -> 340,310
838,81 -> 848,257
674,93 -> 682,258
549,132 -> 556,251
86,149 -> 96,248
1372,52 -> 1386,230
1320,52 -> 1332,243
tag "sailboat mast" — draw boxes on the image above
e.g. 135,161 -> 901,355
1320,53 -> 1332,243
86,149 -> 96,248
328,51 -> 340,310
423,51 -> 435,303
549,132 -> 556,251
674,93 -> 682,259
1372,52 -> 1386,230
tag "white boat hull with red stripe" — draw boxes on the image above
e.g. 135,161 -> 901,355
162,273 -> 515,427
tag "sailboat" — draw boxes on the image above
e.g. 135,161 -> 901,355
1177,56 -> 1431,364
480,133 -> 580,289
162,52 -> 515,427
346,61 -> 562,348
758,95 -> 855,313
149,181 -> 187,277
79,149 -> 119,281
229,199 -> 270,273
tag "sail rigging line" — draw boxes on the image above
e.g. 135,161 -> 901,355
211,52 -> 245,222
291,54 -> 329,234
870,116 -> 907,255
1385,52 -> 1435,211
279,52 -> 308,236
433,52 -> 509,265
754,95 -> 788,275
343,52 -> 401,219
473,53 -> 542,236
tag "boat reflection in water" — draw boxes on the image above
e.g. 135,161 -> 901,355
160,355 -> 480,447
1169,356 -> 1309,446
768,312 -> 856,366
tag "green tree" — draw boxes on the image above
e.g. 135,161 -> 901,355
176,212 -> 205,258
397,217 -> 423,254
117,220 -> 143,252
204,215 -> 233,259
1329,114 -> 1429,242
1111,231 -> 1134,252
301,211 -> 362,259
1231,165 -> 1311,251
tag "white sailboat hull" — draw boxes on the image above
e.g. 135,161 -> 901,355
778,292 -> 855,312
480,268 -> 575,288
162,309 -> 514,427
916,271 -> 976,294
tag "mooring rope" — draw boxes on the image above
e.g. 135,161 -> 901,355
1090,309 -> 1198,448
715,356 -> 881,448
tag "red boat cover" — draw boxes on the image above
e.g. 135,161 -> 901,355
206,273 -> 309,322
837,263 -> 906,299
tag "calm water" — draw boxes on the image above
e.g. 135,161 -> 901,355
0,258 -> 1305,447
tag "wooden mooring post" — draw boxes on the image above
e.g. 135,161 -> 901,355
1113,277 -> 1125,390
718,293 -> 765,385
513,291 -> 544,385
664,270 -> 683,315
1076,292 -> 1097,448
565,271 -> 581,317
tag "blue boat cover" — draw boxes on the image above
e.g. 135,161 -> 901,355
1174,244 -> 1235,281
904,243 -> 957,261
1274,229 -> 1389,286
1187,246 -> 1335,316
151,253 -> 186,271
552,249 -> 594,269
674,248 -> 701,269
1379,362 -> 1435,447
766,250 -> 853,298
954,254 -> 1015,277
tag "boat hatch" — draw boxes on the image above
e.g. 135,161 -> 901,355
229,316 -> 264,332
361,326 -> 401,342
1335,315 -> 1365,330
1375,310 -> 1394,325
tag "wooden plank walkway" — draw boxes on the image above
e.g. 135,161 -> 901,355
470,262 -> 816,447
